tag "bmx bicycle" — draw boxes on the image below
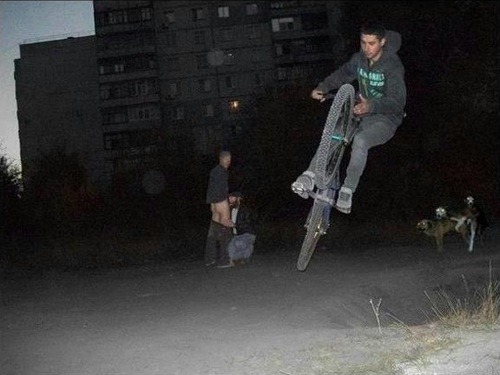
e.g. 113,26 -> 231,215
296,83 -> 359,271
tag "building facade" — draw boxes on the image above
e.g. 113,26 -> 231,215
16,1 -> 345,188
15,36 -> 104,185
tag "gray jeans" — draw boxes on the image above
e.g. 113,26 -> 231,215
204,220 -> 232,265
307,114 -> 398,192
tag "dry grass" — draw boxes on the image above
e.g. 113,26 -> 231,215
424,263 -> 500,329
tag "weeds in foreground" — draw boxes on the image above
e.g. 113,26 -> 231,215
424,262 -> 500,329
273,275 -> 499,375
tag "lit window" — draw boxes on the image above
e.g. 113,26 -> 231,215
218,6 -> 230,18
271,17 -> 295,32
229,100 -> 240,113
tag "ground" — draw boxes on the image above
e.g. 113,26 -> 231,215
1,221 -> 499,375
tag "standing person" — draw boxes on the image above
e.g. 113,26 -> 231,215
291,21 -> 407,214
227,192 -> 256,265
205,150 -> 234,268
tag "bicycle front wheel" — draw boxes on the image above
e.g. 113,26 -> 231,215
315,84 -> 355,190
297,200 -> 328,271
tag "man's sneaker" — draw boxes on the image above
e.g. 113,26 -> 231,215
335,186 -> 353,214
291,171 -> 315,199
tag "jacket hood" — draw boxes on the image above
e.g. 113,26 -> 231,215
383,30 -> 402,54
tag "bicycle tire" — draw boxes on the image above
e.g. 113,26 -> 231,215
315,84 -> 355,190
297,200 -> 328,271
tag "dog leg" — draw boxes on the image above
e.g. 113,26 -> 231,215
436,233 -> 444,252
468,220 -> 477,253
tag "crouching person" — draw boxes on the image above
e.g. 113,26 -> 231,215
227,192 -> 256,265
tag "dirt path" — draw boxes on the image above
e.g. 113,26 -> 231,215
2,236 -> 499,375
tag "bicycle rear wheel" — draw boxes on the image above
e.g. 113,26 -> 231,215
315,84 -> 355,190
297,200 -> 328,271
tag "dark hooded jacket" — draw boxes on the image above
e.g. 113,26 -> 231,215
316,30 -> 406,126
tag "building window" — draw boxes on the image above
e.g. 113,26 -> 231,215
251,49 -> 264,62
302,12 -> 328,31
246,3 -> 258,15
277,67 -> 288,81
246,24 -> 262,39
204,104 -> 214,117
196,54 -> 208,69
104,132 -> 129,150
164,10 -> 175,23
173,106 -> 185,120
254,73 -> 263,86
225,76 -> 234,89
199,79 -> 212,92
104,129 -> 155,151
191,8 -> 205,21
165,32 -> 177,47
141,8 -> 152,21
220,27 -> 234,42
229,100 -> 240,113
168,82 -> 179,98
100,86 -> 110,99
194,30 -> 206,45
102,107 -> 128,125
218,6 -> 230,18
224,52 -> 235,65
271,17 -> 296,32
166,57 -> 180,71
271,1 -> 299,9
114,63 -> 125,73
129,104 -> 159,121
130,79 -> 157,97
99,55 -> 156,76
275,43 -> 292,56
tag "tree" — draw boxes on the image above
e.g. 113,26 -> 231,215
0,153 -> 22,239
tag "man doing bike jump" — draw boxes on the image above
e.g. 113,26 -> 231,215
292,21 -> 407,214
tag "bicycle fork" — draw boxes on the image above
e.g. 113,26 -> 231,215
308,188 -> 337,235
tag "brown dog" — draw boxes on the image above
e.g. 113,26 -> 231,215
417,216 -> 472,252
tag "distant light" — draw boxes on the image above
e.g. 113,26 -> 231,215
229,100 -> 239,112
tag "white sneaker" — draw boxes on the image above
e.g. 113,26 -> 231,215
336,186 -> 353,214
291,171 -> 315,199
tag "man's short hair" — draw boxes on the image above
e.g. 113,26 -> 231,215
219,150 -> 231,159
229,191 -> 243,198
360,21 -> 386,40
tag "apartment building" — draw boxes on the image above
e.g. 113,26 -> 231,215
16,0 -> 344,188
15,36 -> 104,185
